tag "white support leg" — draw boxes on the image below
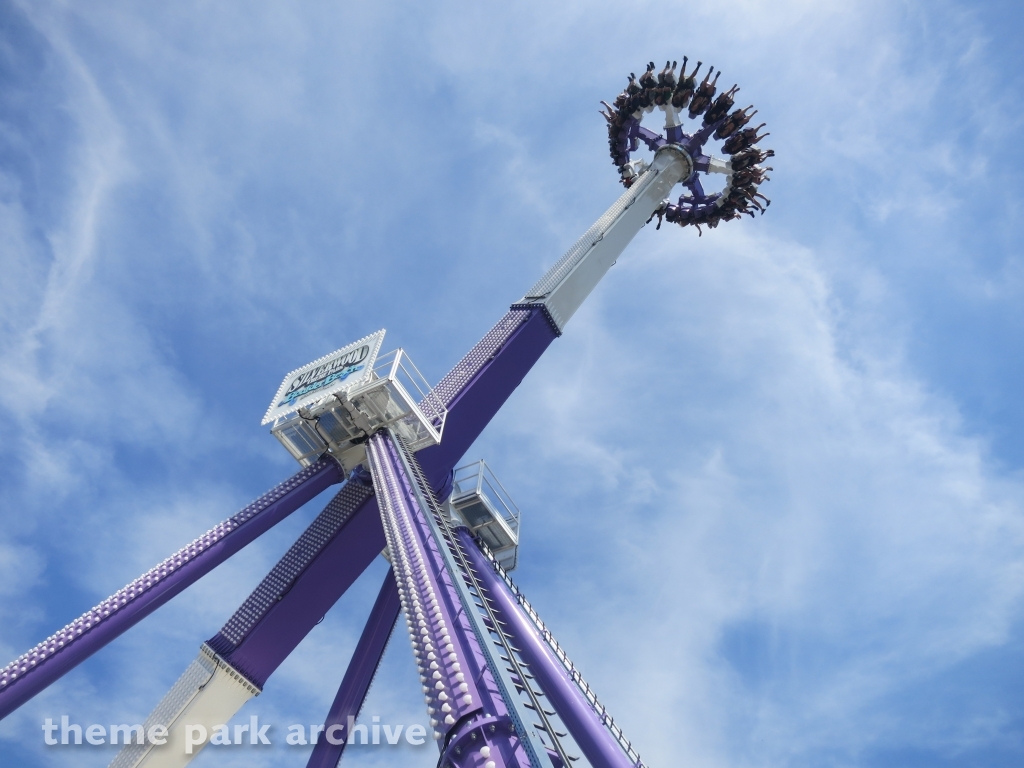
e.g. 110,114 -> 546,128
109,644 -> 259,768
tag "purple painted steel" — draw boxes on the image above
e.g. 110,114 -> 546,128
0,458 -> 342,720
459,529 -> 637,768
216,496 -> 387,687
429,309 -> 533,409
306,567 -> 401,768
208,478 -> 375,654
636,126 -> 666,151
368,432 -> 531,767
417,308 -> 558,493
369,435 -> 486,717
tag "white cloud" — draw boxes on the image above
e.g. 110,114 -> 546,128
2,0 -> 1024,767
486,221 -> 1024,765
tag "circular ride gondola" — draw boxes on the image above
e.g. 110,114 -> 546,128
601,59 -> 774,235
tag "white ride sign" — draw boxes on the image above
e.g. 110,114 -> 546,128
261,330 -> 386,425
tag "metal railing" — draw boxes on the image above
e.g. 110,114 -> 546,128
451,460 -> 521,530
371,349 -> 446,432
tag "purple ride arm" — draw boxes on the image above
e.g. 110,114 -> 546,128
0,458 -> 343,719
416,307 -> 558,490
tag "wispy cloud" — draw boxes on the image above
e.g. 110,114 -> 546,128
2,0 -> 1023,767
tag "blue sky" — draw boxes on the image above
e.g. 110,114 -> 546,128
2,0 -> 1024,766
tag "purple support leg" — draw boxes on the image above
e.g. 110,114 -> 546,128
367,432 -> 533,768
459,529 -> 638,768
0,458 -> 342,719
207,485 -> 388,688
306,567 -> 401,768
